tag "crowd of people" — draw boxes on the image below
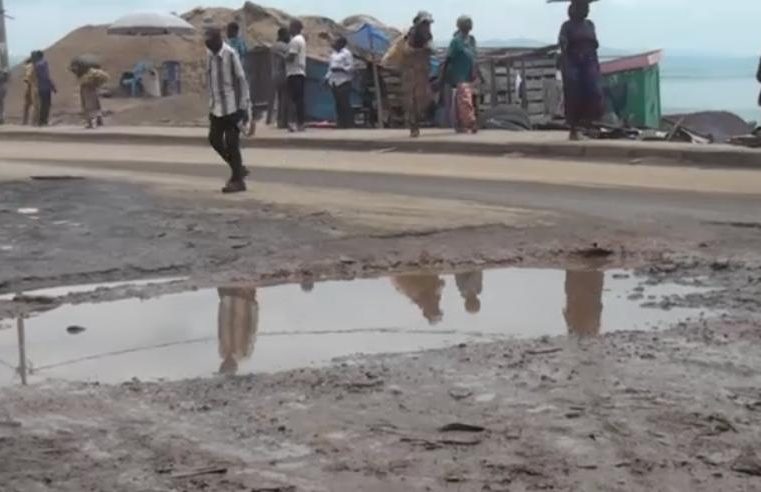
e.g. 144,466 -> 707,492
0,2 -> 607,192
206,1 -> 607,194
10,49 -> 110,129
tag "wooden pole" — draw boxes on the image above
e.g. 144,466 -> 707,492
0,0 -> 8,70
372,62 -> 384,129
489,59 -> 497,108
17,317 -> 26,386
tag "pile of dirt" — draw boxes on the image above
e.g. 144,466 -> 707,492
4,1 -> 399,126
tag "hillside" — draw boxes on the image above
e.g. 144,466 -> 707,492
3,1 -> 399,126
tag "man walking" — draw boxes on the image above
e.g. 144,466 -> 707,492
285,19 -> 307,132
205,27 -> 251,193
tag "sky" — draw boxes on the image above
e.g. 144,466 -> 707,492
5,0 -> 761,57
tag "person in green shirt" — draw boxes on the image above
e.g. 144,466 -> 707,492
441,16 -> 479,133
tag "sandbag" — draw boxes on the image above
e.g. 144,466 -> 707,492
381,35 -> 406,69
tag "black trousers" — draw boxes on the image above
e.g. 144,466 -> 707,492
266,83 -> 290,129
38,90 -> 52,126
331,82 -> 353,129
287,75 -> 306,126
209,113 -> 244,181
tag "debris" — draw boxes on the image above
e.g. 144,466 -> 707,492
31,176 -> 85,181
707,414 -> 737,433
731,449 -> 761,477
251,486 -> 296,492
729,134 -> 761,148
66,325 -> 87,335
17,208 -> 40,215
576,245 -> 613,258
13,295 -> 57,305
665,116 -> 686,142
401,434 -> 482,448
338,255 -> 357,264
448,387 -> 473,401
170,466 -> 228,479
525,348 -> 562,356
711,260 -> 731,272
663,111 -> 752,144
437,435 -> 483,446
438,423 -> 485,433
345,379 -> 384,392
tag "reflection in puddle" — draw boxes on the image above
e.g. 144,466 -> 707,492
0,268 -> 709,386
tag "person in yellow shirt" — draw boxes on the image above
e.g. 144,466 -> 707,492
71,60 -> 109,129
22,56 -> 39,126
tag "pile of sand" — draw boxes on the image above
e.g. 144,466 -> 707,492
4,1 -> 399,126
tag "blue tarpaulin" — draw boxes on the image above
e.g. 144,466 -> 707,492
346,23 -> 391,57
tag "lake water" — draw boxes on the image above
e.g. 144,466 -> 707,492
660,55 -> 759,121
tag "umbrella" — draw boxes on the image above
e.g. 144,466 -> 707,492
107,12 -> 196,36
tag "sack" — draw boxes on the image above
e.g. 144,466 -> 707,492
381,35 -> 407,69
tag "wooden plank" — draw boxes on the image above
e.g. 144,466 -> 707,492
526,102 -> 549,115
372,64 -> 385,129
489,59 -> 497,108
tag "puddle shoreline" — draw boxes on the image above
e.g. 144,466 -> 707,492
0,267 -> 713,387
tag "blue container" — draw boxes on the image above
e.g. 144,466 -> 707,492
305,58 -> 361,122
161,61 -> 182,96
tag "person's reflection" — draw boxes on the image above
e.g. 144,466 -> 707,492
455,271 -> 483,314
564,270 -> 604,337
392,274 -> 445,325
217,287 -> 259,375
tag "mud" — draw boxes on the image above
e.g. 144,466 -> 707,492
2,151 -> 761,490
2,316 -> 761,491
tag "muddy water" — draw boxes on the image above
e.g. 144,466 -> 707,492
0,268 -> 708,386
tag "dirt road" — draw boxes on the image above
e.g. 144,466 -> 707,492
1,140 -> 761,491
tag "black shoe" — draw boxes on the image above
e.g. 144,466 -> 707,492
222,180 -> 247,194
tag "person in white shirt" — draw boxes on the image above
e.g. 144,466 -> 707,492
205,27 -> 251,193
285,19 -> 307,132
325,36 -> 354,129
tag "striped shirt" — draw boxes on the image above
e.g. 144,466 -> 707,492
207,43 -> 251,117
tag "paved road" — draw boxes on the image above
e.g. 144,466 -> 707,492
1,142 -> 760,227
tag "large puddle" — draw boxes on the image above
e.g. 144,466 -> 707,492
0,268 -> 708,386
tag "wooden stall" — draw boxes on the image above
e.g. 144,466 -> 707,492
480,45 -> 562,125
